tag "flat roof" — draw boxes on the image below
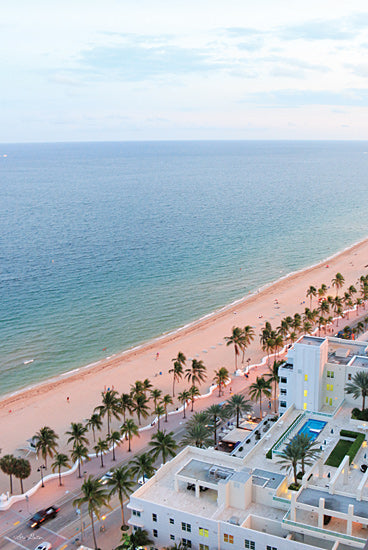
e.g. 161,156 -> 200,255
177,459 -> 235,484
350,356 -> 368,368
299,336 -> 325,346
298,488 -> 368,519
252,469 -> 284,490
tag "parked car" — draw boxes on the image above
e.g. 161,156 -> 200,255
28,506 -> 60,529
98,471 -> 113,485
34,543 -> 52,550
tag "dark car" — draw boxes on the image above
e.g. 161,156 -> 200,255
28,506 -> 60,529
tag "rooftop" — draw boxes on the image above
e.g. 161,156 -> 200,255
299,336 -> 325,346
350,356 -> 368,369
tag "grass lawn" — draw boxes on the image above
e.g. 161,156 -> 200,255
325,439 -> 355,467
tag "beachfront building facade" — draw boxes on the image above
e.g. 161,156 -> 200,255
128,335 -> 368,550
278,336 -> 368,415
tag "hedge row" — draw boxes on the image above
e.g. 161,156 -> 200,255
325,429 -> 365,467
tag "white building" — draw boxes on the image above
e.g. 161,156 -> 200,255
128,336 -> 368,550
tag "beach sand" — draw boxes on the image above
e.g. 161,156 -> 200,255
1,237 -> 368,463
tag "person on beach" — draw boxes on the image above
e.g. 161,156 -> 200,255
156,352 -> 160,360
67,396 -> 70,403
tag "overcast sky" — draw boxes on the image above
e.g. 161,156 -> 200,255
2,0 -> 368,142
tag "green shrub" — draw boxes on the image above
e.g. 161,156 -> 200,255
351,408 -> 368,421
325,430 -> 366,467
340,429 -> 361,439
296,472 -> 303,480
288,482 -> 301,491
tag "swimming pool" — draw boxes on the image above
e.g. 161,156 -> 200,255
297,419 -> 327,441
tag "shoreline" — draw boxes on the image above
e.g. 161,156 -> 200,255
1,234 -> 368,409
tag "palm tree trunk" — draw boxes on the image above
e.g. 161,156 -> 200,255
183,401 -> 186,419
107,412 -> 111,436
128,436 -> 131,452
100,454 -> 104,468
20,479 -> 24,493
92,427 -> 96,442
293,463 -> 297,485
165,407 -> 168,422
91,512 -> 98,550
259,396 -> 262,419
191,398 -> 194,412
158,416 -> 161,431
59,468 -> 62,486
121,496 -> 125,526
236,408 -> 240,428
78,460 -> 82,478
9,475 -> 13,495
172,378 -> 175,398
112,443 -> 116,461
274,381 -> 277,413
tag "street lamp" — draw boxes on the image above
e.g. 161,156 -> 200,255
37,465 -> 46,488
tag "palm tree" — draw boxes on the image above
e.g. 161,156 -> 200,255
107,430 -> 122,461
86,413 -> 103,443
94,438 -> 109,468
266,360 -> 284,413
319,299 -> 330,318
161,394 -> 173,422
70,443 -> 89,478
150,388 -> 163,410
291,313 -> 302,334
213,367 -> 230,396
277,437 -> 302,485
119,393 -> 133,425
181,423 -> 212,448
225,326 -> 243,371
332,272 -> 345,296
224,394 -> 252,427
249,376 -> 272,419
51,453 -> 70,486
121,419 -> 139,452
318,284 -> 327,299
107,466 -> 135,527
132,393 -> 150,425
241,325 -> 255,362
260,322 -> 272,359
178,389 -> 190,418
306,285 -> 317,309
129,452 -> 155,483
302,320 -> 313,335
130,529 -> 153,550
154,404 -> 165,431
149,430 -> 177,464
130,380 -> 145,399
295,433 -> 322,476
66,422 -> 89,448
169,360 -> 184,398
205,404 -> 228,446
188,385 -> 200,411
345,371 -> 368,410
13,458 -> 31,494
142,378 -> 153,396
185,359 -> 207,388
73,475 -> 110,550
356,320 -> 365,336
33,426 -> 59,468
0,454 -> 17,494
94,389 -> 121,436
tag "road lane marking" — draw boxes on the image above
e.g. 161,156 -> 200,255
5,536 -> 30,550
59,545 -> 68,550
13,521 -> 20,526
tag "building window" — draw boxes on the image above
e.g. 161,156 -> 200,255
245,540 -> 255,549
280,377 -> 287,384
199,528 -> 209,537
199,545 -> 209,550
182,539 -> 192,548
327,370 -> 335,378
280,401 -> 287,408
266,546 -> 277,550
152,513 -> 157,522
153,529 -> 158,538
169,518 -> 174,524
132,510 -> 141,517
170,535 -> 175,540
304,374 -> 308,381
348,373 -> 352,381
304,390 -> 307,397
326,396 -> 329,404
224,534 -> 234,543
182,522 -> 191,532
280,388 -> 287,395
303,403 -> 307,410
326,384 -> 334,392
329,398 -> 332,406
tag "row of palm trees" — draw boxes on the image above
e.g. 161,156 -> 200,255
224,325 -> 255,370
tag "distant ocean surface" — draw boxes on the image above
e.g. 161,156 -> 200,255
1,141 -> 368,396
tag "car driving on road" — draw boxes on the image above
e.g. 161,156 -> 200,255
28,506 -> 60,529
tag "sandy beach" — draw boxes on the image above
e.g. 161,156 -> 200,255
1,237 -> 368,463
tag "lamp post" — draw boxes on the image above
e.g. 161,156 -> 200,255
37,465 -> 46,488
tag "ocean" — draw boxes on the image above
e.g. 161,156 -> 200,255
1,140 -> 368,396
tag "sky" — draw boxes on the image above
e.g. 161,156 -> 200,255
2,0 -> 368,142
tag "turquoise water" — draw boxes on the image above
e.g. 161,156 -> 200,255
1,141 -> 368,396
297,420 -> 327,441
